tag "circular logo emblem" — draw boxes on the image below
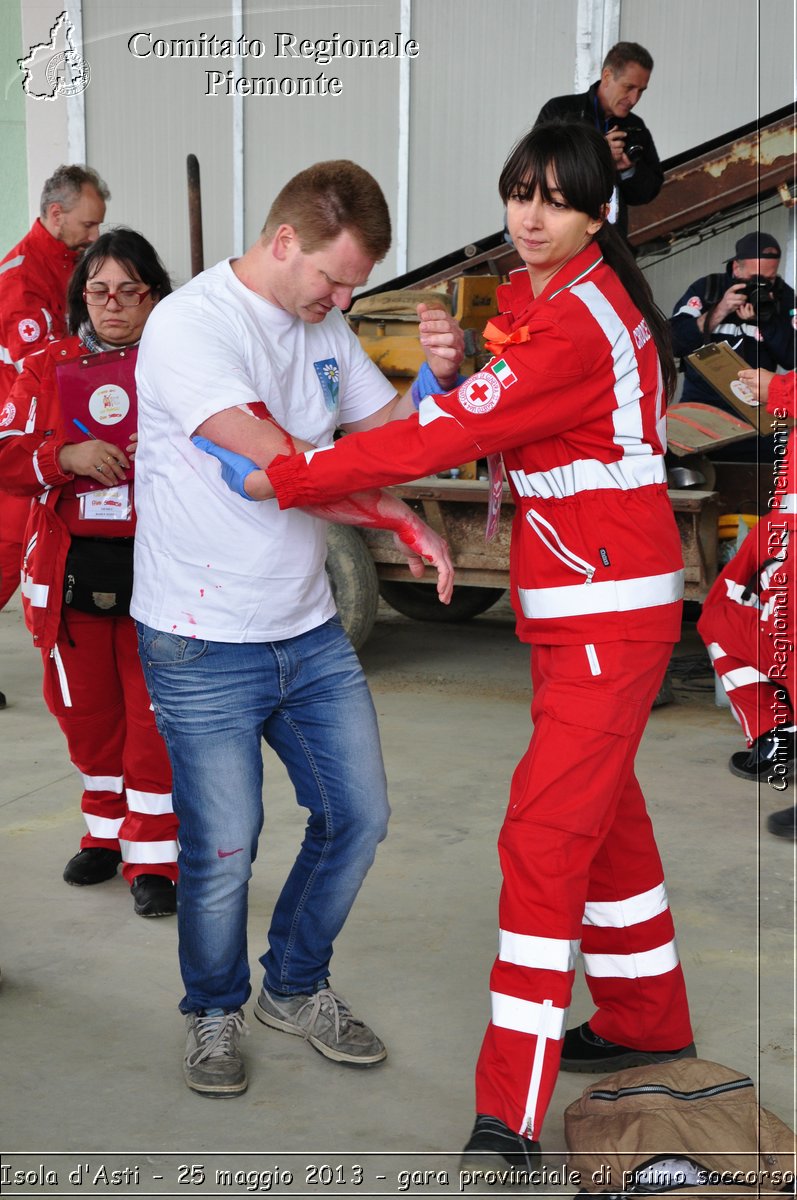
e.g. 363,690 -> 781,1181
18,317 -> 41,343
687,296 -> 702,312
89,384 -> 130,426
0,401 -> 16,428
46,51 -> 91,97
458,372 -> 501,415
730,380 -> 758,407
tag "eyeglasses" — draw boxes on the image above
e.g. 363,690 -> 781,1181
83,285 -> 152,307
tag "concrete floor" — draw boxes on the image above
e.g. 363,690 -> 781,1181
0,591 -> 794,1196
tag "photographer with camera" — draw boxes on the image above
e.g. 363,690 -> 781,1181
536,41 -> 663,240
670,233 -> 796,432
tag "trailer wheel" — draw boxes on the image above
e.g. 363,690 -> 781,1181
378,580 -> 506,623
325,525 -> 380,650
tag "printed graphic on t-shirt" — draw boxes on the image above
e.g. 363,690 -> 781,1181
314,358 -> 340,412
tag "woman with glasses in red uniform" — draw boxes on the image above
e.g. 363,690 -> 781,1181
0,229 -> 178,917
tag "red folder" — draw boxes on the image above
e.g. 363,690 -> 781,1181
56,346 -> 138,494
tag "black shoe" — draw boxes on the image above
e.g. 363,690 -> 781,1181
460,1114 -> 541,1177
767,805 -> 797,840
131,874 -> 177,917
560,1022 -> 697,1073
63,847 -> 122,886
729,729 -> 797,782
0,690 -> 6,709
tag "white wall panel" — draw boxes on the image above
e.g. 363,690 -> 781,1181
240,0 -> 404,287
82,0 -> 237,286
407,0 -> 579,268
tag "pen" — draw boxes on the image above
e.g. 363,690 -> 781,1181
73,418 -> 98,439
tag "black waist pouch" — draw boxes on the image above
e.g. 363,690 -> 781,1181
64,537 -> 134,617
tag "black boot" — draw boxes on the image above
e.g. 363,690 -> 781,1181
560,1022 -> 697,1073
131,874 -> 177,917
729,729 -> 797,782
767,805 -> 797,840
63,847 -> 122,885
460,1114 -> 541,1176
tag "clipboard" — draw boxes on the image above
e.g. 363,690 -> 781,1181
57,346 -> 138,494
686,341 -> 775,435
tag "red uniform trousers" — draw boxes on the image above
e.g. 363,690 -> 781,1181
697,525 -> 795,746
0,492 -> 30,609
42,610 -> 178,884
475,639 -> 693,1141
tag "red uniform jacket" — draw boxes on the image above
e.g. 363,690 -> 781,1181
0,335 -> 136,652
269,244 -> 684,645
0,219 -> 79,401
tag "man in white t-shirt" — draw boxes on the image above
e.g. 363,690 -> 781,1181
133,159 -> 462,1098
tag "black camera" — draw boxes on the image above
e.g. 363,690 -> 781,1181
739,275 -> 777,324
622,125 -> 646,162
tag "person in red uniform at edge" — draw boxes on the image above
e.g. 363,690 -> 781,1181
202,122 -> 696,1166
0,164 -> 108,709
0,229 -> 178,917
698,368 -> 797,842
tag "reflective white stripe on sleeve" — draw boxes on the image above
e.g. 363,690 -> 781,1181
722,666 -> 771,691
31,448 -> 47,488
499,930 -> 580,973
723,580 -> 761,609
584,883 -> 668,928
518,569 -> 684,620
20,575 -> 49,608
84,814 -> 123,839
509,454 -> 665,500
120,839 -> 179,864
705,641 -> 724,662
673,304 -> 701,318
125,788 -> 174,816
418,395 -> 458,427
0,254 -> 24,276
491,991 -> 568,1038
304,444 -> 335,463
51,644 -> 72,708
80,772 -> 124,794
582,940 -> 680,980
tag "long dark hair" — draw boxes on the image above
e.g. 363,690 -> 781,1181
499,122 -> 676,399
67,227 -> 173,335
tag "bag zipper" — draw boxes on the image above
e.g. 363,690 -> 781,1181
589,1077 -> 754,1103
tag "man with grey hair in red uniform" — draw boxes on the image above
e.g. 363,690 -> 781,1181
0,164 -> 109,694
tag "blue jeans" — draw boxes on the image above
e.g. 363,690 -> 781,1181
136,616 -> 389,1014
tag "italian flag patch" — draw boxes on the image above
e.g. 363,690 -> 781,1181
490,358 -> 517,388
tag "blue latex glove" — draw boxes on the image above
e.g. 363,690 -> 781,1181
410,361 -> 467,408
191,435 -> 260,501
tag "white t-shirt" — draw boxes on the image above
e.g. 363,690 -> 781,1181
131,259 -> 395,642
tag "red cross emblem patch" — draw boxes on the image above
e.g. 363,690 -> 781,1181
18,317 -> 41,343
458,371 -> 500,415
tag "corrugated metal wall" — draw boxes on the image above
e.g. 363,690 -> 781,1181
76,0 -> 794,291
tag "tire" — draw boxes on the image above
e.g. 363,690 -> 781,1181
325,525 -> 379,650
378,580 -> 506,623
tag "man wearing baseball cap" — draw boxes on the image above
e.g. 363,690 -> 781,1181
670,231 -> 796,428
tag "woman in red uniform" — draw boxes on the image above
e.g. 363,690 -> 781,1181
0,229 -> 178,917
204,123 -> 696,1163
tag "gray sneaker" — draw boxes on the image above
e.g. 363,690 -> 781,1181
254,985 -> 386,1066
183,1008 -> 248,1097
